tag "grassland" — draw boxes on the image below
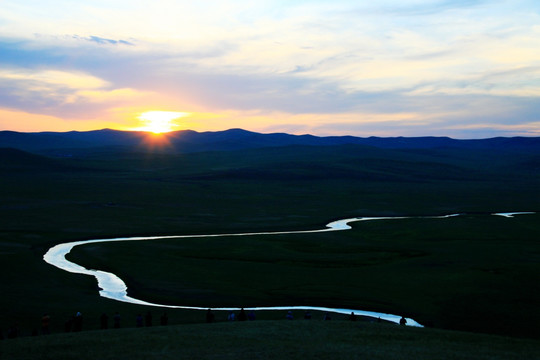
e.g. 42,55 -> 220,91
2,320 -> 540,360
0,143 -> 539,346
68,213 -> 540,338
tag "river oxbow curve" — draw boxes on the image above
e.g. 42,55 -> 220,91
43,212 -> 535,327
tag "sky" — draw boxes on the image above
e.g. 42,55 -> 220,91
0,0 -> 539,138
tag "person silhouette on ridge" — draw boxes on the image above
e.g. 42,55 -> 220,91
238,308 -> 247,321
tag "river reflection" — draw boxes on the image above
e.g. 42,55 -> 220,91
43,212 -> 534,327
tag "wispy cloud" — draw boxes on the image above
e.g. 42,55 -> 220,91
369,0 -> 488,16
72,35 -> 135,46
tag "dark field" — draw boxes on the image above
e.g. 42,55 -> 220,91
0,142 -> 539,340
3,320 -> 540,360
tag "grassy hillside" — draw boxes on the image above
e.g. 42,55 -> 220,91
2,320 -> 540,360
0,144 -> 538,342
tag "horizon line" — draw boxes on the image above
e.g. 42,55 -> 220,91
1,127 -> 539,141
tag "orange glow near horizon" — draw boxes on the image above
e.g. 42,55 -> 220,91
136,111 -> 190,133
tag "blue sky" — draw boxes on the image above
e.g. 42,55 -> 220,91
0,0 -> 539,138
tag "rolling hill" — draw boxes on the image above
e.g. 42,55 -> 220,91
1,128 -> 540,156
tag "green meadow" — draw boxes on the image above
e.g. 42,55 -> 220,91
0,143 -> 539,348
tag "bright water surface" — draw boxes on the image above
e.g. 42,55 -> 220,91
43,212 -> 534,327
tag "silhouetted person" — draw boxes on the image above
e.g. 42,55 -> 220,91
73,312 -> 83,332
227,311 -> 236,321
64,317 -> 73,332
238,308 -> 247,321
304,311 -> 312,320
7,325 -> 19,339
136,314 -> 143,327
349,312 -> 357,321
114,312 -> 121,328
100,313 -> 109,330
160,312 -> 168,326
206,309 -> 215,323
41,313 -> 51,335
286,311 -> 294,320
400,316 -> 407,326
145,311 -> 152,327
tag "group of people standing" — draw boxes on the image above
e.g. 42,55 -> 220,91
208,309 -> 381,322
206,308 -> 256,323
100,311 -> 169,330
133,311 -> 168,327
1,309 -> 409,339
0,310 -> 171,339
223,308 -> 256,322
99,311 -> 122,330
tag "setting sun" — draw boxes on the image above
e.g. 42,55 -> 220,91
137,111 -> 189,133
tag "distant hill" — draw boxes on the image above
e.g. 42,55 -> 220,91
1,128 -> 539,155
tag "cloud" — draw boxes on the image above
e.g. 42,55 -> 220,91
0,38 -> 67,67
72,35 -> 135,46
0,69 -> 108,89
0,1 -> 539,137
0,65 -> 156,120
406,66 -> 540,98
374,0 -> 488,16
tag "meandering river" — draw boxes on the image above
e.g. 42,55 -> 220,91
43,212 -> 534,327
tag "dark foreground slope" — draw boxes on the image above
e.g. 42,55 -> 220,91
2,320 -> 540,360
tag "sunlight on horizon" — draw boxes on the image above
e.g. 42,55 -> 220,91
1,2 -> 540,138
136,111 -> 190,133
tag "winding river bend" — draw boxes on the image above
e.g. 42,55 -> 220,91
43,212 -> 534,327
